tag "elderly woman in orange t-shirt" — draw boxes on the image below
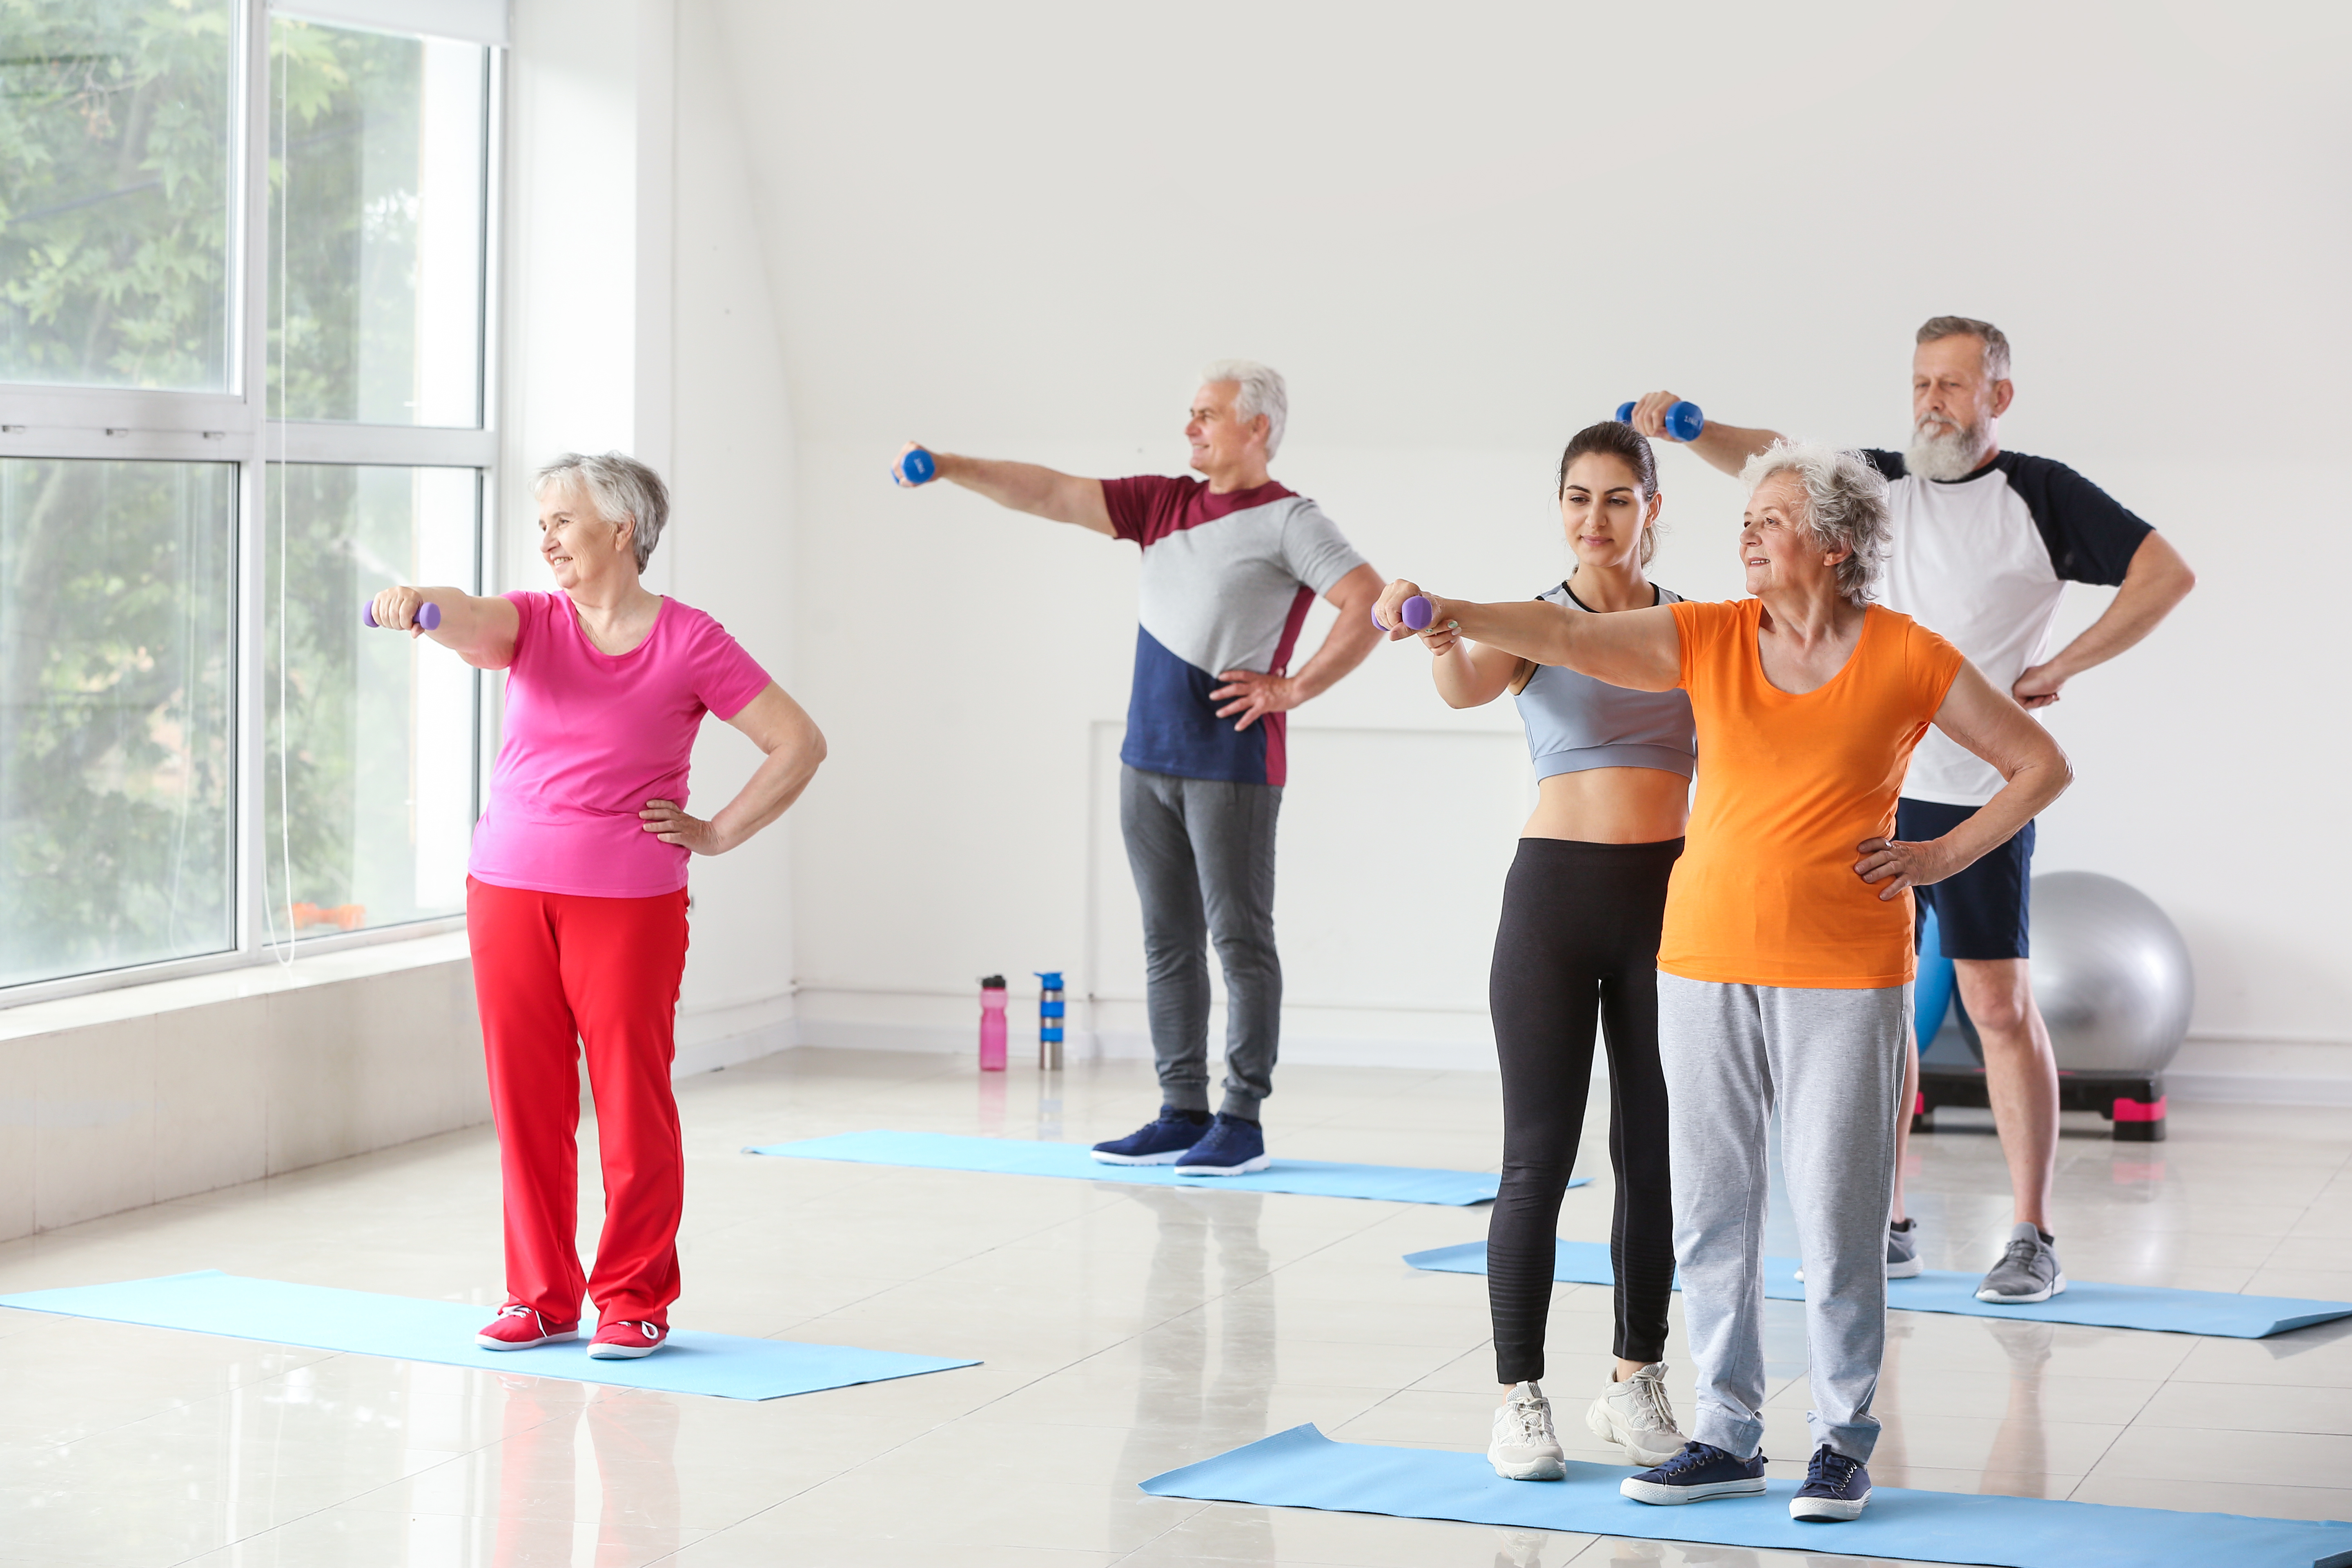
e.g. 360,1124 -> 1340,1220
1376,439 -> 2069,1525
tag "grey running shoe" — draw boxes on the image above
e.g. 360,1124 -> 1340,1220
1976,1221 -> 2067,1303
1886,1218 -> 1922,1279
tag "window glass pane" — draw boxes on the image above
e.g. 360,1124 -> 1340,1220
270,21 -> 486,426
0,459 -> 235,986
0,1 -> 237,391
265,464 -> 476,939
265,461 -> 472,940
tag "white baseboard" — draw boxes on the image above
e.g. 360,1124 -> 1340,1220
2166,1038 -> 2352,1106
789,988 -> 1500,1072
673,992 -> 798,1079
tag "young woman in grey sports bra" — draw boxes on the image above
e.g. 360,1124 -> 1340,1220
1411,421 -> 1697,1482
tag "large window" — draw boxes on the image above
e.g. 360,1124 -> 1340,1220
0,1 -> 504,998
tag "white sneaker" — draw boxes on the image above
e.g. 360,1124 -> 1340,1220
1584,1361 -> 1686,1467
1488,1381 -> 1566,1481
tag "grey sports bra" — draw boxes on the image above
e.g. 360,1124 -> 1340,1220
1512,581 -> 1698,782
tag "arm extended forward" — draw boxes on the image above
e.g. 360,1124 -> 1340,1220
1374,579 -> 1682,693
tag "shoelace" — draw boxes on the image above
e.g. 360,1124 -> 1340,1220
1503,1397 -> 1551,1447
1806,1448 -> 1861,1491
1996,1237 -> 2046,1275
495,1304 -> 539,1325
610,1321 -> 660,1341
1624,1369 -> 1678,1433
1657,1441 -> 1737,1479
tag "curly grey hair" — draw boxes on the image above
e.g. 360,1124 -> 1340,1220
1738,439 -> 1891,607
534,451 -> 670,572
1199,359 -> 1288,458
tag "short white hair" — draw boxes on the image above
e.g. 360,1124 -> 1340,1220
1199,359 -> 1288,458
1738,439 -> 1891,607
533,451 -> 669,572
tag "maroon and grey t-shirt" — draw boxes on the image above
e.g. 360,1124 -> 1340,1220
1101,475 -> 1365,787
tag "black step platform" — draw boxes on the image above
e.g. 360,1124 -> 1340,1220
1915,1066 -> 2167,1142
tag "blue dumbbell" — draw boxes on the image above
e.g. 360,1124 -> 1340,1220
1614,400 -> 1705,442
893,446 -> 937,486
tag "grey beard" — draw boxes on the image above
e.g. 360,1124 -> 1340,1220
1906,419 -> 1991,481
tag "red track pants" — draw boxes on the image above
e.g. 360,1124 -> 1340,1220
468,877 -> 690,1328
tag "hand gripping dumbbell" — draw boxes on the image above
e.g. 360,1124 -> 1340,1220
362,600 -> 441,630
1614,400 -> 1705,442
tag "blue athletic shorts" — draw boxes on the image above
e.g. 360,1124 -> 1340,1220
1899,797 -> 2033,962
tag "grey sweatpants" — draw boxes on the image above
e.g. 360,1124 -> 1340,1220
1120,766 -> 1282,1120
1655,971 -> 1910,1462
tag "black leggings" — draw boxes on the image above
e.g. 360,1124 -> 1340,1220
1487,836 -> 1681,1383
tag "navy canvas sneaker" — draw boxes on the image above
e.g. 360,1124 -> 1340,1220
1791,1443 -> 1872,1521
1091,1107 -> 1211,1165
1173,1113 -> 1270,1176
1618,1441 -> 1768,1506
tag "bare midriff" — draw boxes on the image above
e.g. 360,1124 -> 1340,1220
1521,766 -> 1692,844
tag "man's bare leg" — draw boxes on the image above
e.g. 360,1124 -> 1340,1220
1954,957 -> 2058,1232
1891,1031 -> 1919,1224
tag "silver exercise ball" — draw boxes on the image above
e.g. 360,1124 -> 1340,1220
1956,871 -> 2194,1075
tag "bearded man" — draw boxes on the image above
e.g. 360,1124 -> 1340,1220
1625,316 -> 2195,1305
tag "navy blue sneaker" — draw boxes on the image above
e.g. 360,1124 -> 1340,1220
1090,1108 -> 1209,1166
1618,1441 -> 1767,1506
1791,1444 -> 1871,1521
1173,1113 -> 1270,1176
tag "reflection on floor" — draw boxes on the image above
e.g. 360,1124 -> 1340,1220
1,1047 -> 2348,1566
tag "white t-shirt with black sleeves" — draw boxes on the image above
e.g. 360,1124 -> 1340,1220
1861,449 -> 2152,808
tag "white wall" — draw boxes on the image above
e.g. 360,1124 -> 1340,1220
698,2 -> 2348,1073
501,0 -> 800,1067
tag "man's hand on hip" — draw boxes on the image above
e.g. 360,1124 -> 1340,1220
2011,662 -> 2065,709
1212,670 -> 1298,731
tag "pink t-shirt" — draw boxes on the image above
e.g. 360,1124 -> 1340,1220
469,592 -> 773,898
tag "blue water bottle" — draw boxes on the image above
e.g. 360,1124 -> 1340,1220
1036,971 -> 1065,1072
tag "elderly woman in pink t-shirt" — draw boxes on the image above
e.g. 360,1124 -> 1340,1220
369,451 -> 824,1360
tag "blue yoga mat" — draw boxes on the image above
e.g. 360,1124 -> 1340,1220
1143,1425 -> 2352,1568
746,1129 -> 1564,1206
0,1271 -> 976,1401
1403,1239 -> 2352,1340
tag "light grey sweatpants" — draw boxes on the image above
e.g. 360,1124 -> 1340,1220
1655,971 -> 1910,1462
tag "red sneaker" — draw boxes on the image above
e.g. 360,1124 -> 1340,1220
587,1319 -> 669,1360
476,1303 -> 579,1350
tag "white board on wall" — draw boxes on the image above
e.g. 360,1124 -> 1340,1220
1086,723 -> 1531,1018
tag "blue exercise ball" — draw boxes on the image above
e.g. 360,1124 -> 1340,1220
1915,904 -> 1956,1045
1954,871 -> 2194,1075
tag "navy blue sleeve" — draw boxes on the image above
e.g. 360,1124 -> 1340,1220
1860,449 -> 1906,480
1993,453 -> 2153,586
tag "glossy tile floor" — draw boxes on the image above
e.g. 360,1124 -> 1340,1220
2,1047 -> 2349,1566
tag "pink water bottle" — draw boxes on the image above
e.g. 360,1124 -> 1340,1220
978,975 -> 1008,1071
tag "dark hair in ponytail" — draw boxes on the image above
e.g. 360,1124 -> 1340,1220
1557,420 -> 1662,567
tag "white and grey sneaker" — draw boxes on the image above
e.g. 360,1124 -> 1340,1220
1584,1361 -> 1686,1466
1976,1222 -> 2067,1303
1886,1217 -> 1922,1279
1488,1381 -> 1566,1481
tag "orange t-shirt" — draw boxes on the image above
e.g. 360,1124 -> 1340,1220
1658,599 -> 1964,990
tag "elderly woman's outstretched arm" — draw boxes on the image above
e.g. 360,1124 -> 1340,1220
365,586 -> 521,669
638,684 -> 827,856
1854,660 -> 2072,899
1373,579 -> 1682,693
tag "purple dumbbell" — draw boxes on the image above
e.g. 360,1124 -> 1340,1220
1371,595 -> 1434,632
363,599 -> 441,630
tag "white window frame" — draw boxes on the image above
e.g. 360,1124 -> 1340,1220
0,0 -> 506,1006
